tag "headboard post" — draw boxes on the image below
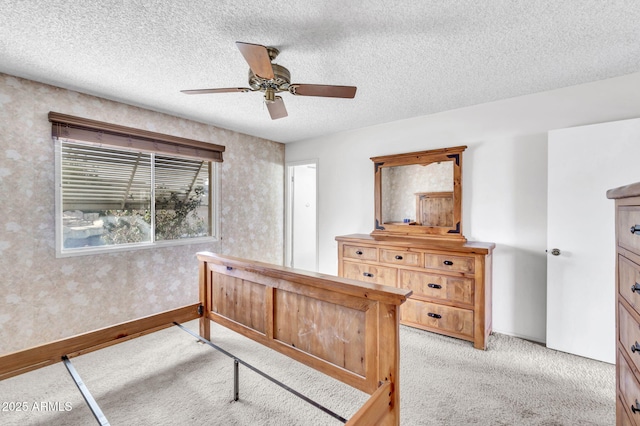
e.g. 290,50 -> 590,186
377,303 -> 401,425
198,258 -> 210,340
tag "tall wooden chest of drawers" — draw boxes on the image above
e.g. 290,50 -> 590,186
336,234 -> 494,350
608,182 -> 640,424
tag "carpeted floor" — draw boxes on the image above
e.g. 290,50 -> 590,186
0,320 -> 615,425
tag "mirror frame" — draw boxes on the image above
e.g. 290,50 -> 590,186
370,145 -> 467,242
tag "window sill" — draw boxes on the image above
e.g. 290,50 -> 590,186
56,236 -> 219,258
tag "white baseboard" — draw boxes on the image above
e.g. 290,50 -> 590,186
491,328 -> 546,345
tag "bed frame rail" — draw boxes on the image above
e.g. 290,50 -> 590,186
0,304 -> 200,381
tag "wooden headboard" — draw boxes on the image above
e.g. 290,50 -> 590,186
197,252 -> 411,425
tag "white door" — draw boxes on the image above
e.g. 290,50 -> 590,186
285,161 -> 318,271
547,118 -> 640,363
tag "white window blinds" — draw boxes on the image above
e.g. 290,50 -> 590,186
61,142 -> 152,211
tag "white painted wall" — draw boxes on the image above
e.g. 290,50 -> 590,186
285,72 -> 640,343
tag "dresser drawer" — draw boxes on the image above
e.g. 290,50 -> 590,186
619,206 -> 640,255
342,261 -> 397,286
342,244 -> 377,261
424,253 -> 475,274
620,303 -> 640,373
618,395 -> 635,426
401,299 -> 473,338
618,350 -> 640,423
621,255 -> 640,314
380,249 -> 422,267
399,270 -> 474,305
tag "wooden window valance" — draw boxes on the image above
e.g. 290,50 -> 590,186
49,112 -> 225,162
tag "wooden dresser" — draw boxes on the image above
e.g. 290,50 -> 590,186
336,234 -> 494,350
608,182 -> 640,424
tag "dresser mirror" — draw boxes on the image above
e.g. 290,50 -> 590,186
371,145 -> 466,242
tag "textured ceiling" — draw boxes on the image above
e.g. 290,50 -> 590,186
1,1 -> 639,143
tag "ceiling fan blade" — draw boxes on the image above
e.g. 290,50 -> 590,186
267,97 -> 288,120
236,41 -> 275,80
290,84 -> 357,98
181,88 -> 251,94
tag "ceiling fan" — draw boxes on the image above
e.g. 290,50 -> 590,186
181,41 -> 357,120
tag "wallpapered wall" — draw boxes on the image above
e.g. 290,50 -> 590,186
0,74 -> 284,354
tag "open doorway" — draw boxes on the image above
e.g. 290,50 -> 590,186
285,160 -> 318,271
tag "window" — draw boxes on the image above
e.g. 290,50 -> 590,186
50,112 -> 224,256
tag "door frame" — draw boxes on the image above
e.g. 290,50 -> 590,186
285,159 -> 319,270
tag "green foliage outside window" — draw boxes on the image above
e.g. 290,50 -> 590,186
101,186 -> 207,244
155,186 -> 207,240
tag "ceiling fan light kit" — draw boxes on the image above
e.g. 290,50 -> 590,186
181,41 -> 357,120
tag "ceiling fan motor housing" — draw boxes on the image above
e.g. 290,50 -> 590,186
248,63 -> 291,93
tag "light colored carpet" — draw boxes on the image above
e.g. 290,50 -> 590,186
0,320 -> 615,425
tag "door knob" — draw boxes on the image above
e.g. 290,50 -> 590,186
547,248 -> 561,256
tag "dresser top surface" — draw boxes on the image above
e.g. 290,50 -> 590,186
335,234 -> 495,254
607,181 -> 640,199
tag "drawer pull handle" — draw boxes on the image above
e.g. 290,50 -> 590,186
355,250 -> 363,255
395,255 -> 403,260
632,283 -> 640,293
632,400 -> 640,414
632,342 -> 640,353
632,225 -> 640,235
428,283 -> 442,289
363,272 -> 374,278
443,260 -> 453,266
427,313 -> 442,319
